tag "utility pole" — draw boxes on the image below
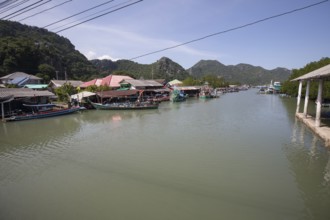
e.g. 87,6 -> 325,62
64,68 -> 67,81
151,65 -> 154,79
55,71 -> 59,80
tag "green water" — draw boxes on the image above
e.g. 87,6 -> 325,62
1,89 -> 330,220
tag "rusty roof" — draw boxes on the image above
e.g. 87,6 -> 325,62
0,88 -> 54,99
96,90 -> 140,98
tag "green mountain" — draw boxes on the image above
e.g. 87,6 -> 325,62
188,60 -> 291,85
91,57 -> 190,81
1,20 -> 291,85
0,20 -> 97,81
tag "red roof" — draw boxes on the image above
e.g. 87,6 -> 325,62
80,75 -> 133,88
80,79 -> 97,88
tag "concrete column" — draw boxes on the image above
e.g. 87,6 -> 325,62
315,79 -> 323,127
1,102 -> 4,121
303,80 -> 310,117
296,80 -> 303,113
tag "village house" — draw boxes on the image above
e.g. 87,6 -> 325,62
0,72 -> 42,87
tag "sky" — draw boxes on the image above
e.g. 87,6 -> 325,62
1,0 -> 330,70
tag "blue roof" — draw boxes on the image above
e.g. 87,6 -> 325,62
9,77 -> 29,85
24,84 -> 48,89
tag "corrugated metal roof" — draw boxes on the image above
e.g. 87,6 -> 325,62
0,72 -> 41,80
291,64 -> 330,81
50,80 -> 84,87
97,90 -> 139,98
0,88 -> 54,98
106,75 -> 133,87
80,75 -> 133,88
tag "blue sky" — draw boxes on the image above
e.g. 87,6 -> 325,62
2,0 -> 330,70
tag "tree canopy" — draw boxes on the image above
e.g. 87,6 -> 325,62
281,57 -> 330,100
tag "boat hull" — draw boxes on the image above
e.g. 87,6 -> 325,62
90,102 -> 159,110
5,107 -> 85,122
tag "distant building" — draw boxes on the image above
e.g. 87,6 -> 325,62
167,79 -> 183,87
0,72 -> 42,87
49,80 -> 84,89
0,88 -> 55,119
119,79 -> 164,90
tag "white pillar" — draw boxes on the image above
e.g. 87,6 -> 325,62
315,79 -> 323,127
296,81 -> 303,113
303,80 -> 310,117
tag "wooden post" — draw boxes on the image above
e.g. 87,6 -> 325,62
296,80 -> 303,113
1,102 -> 4,121
315,79 -> 323,127
303,80 -> 310,118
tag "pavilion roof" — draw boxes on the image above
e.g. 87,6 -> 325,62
291,64 -> 330,81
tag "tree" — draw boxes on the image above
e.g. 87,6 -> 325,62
182,76 -> 200,86
202,74 -> 228,88
54,83 -> 76,102
281,57 -> 330,99
36,63 -> 55,82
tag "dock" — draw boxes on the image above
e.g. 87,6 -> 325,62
296,113 -> 330,147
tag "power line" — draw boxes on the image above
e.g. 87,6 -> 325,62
0,0 -> 30,14
6,0 -> 52,20
0,0 -> 17,9
1,0 -> 44,19
50,0 -> 136,32
43,0 -> 114,28
129,0 -> 329,61
18,0 -> 72,22
0,0 -> 18,9
55,0 -> 143,33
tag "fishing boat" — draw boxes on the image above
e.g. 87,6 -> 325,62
5,104 -> 85,122
170,89 -> 187,102
89,101 -> 159,110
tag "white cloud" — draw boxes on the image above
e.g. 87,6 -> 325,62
97,55 -> 119,61
83,51 -> 119,61
85,51 -> 97,60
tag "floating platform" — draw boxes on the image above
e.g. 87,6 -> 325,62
296,113 -> 330,147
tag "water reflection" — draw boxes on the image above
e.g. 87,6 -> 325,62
0,114 -> 83,151
1,90 -> 330,220
286,118 -> 330,219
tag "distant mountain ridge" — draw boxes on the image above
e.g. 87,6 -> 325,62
91,58 -> 291,85
90,57 -> 190,81
188,60 -> 291,85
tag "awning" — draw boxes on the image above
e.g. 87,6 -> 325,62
71,91 -> 96,102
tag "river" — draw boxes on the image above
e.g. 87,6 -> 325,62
1,89 -> 330,220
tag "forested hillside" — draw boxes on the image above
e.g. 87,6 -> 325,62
188,60 -> 291,85
0,20 -> 97,81
281,57 -> 330,100
1,20 -> 317,87
91,57 -> 190,81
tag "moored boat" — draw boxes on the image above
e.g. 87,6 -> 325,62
5,104 -> 85,122
89,100 -> 159,110
170,89 -> 187,102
